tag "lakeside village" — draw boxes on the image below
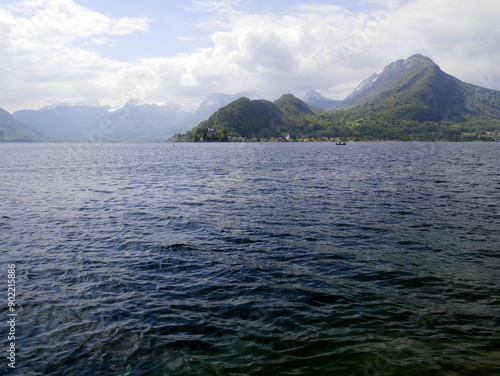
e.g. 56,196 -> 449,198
170,127 -> 335,142
170,127 -> 500,143
170,132 -> 337,143
171,127 -> 370,143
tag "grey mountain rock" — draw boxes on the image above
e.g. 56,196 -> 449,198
302,90 -> 343,110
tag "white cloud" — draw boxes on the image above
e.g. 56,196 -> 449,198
5,0 -> 149,50
177,36 -> 197,42
186,0 -> 247,31
150,2 -> 393,101
0,0 -> 150,110
0,0 -> 499,113
365,0 -> 500,89
172,0 -> 500,101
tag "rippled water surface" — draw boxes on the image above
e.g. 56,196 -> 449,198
1,142 -> 499,375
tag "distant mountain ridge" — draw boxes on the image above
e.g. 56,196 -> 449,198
14,103 -> 112,140
302,54 -> 500,124
3,54 -> 500,142
302,90 -> 342,110
10,90 -> 259,141
176,90 -> 260,131
184,54 -> 500,141
304,55 -> 449,107
0,107 -> 46,141
13,100 -> 195,141
341,54 -> 500,125
343,54 -> 467,121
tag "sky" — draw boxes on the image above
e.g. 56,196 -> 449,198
0,0 -> 499,112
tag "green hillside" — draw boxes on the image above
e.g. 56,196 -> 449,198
0,108 -> 46,142
180,55 -> 500,142
274,94 -> 317,117
185,98 -> 276,141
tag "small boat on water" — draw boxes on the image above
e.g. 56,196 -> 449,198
336,140 -> 347,145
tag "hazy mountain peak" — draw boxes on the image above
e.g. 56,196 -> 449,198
202,93 -> 227,107
40,102 -> 73,110
125,98 -> 146,107
381,54 -> 435,76
199,90 -> 260,109
77,99 -> 102,107
303,90 -> 343,110
244,89 -> 260,100
164,102 -> 197,113
303,90 -> 324,101
406,53 -> 434,65
40,99 -> 103,110
345,54 -> 441,103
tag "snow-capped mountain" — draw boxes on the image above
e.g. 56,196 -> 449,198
11,91 -> 260,140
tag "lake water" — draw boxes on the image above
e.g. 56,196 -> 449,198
1,142 -> 499,375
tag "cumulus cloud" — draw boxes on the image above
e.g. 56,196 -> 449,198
4,0 -> 149,51
172,0 -> 500,101
0,0 -> 150,110
380,0 -> 500,87
0,0 -> 499,112
153,2 -> 397,101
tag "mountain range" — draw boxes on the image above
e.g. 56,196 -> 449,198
183,54 -> 500,141
2,54 -> 500,142
2,90 -> 260,142
302,90 -> 342,110
0,107 -> 46,142
1,91 -> 275,141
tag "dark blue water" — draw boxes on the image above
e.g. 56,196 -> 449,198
1,142 -> 499,375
